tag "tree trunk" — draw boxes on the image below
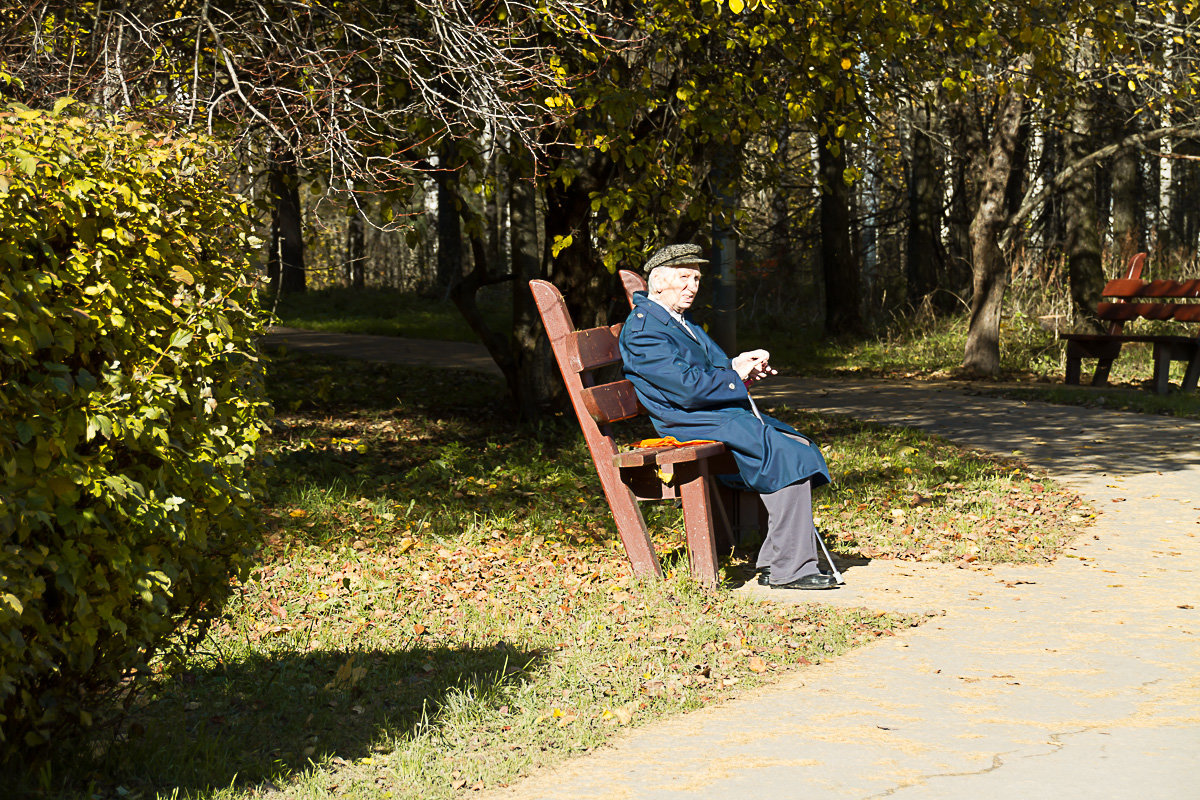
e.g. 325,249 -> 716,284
1170,133 -> 1200,261
858,132 -> 880,322
267,146 -> 306,294
346,210 -> 366,290
905,95 -> 946,309
1109,128 -> 1142,266
945,93 -> 985,300
1102,81 -> 1143,266
486,136 -> 507,273
768,132 -> 791,273
1033,126 -> 1067,267
445,193 -> 521,406
510,170 -> 562,419
543,179 -> 608,329
1063,88 -> 1106,333
817,132 -> 863,335
1156,10 -> 1177,259
436,143 -> 463,298
963,88 -> 1026,376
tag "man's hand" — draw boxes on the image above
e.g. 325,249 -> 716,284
732,349 -> 777,382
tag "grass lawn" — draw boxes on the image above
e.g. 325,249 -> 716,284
24,350 -> 1091,800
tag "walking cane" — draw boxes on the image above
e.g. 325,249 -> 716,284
814,527 -> 845,585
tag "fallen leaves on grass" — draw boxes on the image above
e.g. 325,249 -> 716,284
187,515 -> 911,800
773,408 -> 1092,564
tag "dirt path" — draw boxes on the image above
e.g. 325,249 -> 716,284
261,326 -> 504,377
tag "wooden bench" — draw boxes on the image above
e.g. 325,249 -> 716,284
529,279 -> 739,587
618,269 -> 648,308
1060,253 -> 1200,394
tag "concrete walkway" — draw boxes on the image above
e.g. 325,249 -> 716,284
264,330 -> 1200,799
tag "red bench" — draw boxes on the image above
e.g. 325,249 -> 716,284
1060,253 -> 1200,394
529,279 -> 740,587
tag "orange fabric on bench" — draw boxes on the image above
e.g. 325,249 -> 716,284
631,437 -> 718,449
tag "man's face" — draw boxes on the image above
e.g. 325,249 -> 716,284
657,266 -> 702,314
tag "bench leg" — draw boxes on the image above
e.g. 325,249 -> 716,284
1153,344 -> 1173,395
679,473 -> 720,588
599,478 -> 663,579
1092,358 -> 1114,387
1064,350 -> 1082,385
1183,350 -> 1200,393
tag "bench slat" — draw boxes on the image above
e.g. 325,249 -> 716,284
580,379 -> 642,425
1096,302 -> 1200,322
614,441 -> 730,469
565,326 -> 623,373
1103,278 -> 1200,299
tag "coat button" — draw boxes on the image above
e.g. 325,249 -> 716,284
728,382 -> 736,389
637,313 -> 644,318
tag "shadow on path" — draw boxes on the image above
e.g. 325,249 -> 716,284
757,377 -> 1200,480
261,327 -> 504,377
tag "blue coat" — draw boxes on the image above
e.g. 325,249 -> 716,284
618,292 -> 830,494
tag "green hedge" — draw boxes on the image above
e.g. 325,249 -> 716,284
0,101 -> 270,758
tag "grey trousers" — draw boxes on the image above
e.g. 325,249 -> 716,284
754,479 -> 821,584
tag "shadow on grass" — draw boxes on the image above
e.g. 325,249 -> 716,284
260,349 -> 656,549
270,286 -> 513,343
261,346 -> 603,463
29,643 -> 545,797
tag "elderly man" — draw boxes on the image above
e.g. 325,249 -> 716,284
618,243 -> 838,590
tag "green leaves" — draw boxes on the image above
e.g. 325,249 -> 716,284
0,103 -> 270,762
0,594 -> 23,617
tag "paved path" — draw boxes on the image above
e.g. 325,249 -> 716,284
260,326 -> 504,377
264,330 -> 1200,799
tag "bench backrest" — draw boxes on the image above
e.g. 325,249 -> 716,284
528,280 -> 644,457
1097,279 -> 1200,323
619,269 -> 647,307
1095,253 -> 1147,336
1097,253 -> 1200,328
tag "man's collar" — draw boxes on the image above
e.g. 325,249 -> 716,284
643,294 -> 686,322
640,294 -> 699,340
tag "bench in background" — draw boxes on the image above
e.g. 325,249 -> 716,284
1060,253 -> 1200,394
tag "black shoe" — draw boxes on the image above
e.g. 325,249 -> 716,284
770,573 -> 839,590
759,566 -> 835,587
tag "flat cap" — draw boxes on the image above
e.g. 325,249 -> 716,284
643,243 -> 708,273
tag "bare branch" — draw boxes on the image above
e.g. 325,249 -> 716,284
1001,122 -> 1200,250
1,0 -> 628,192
